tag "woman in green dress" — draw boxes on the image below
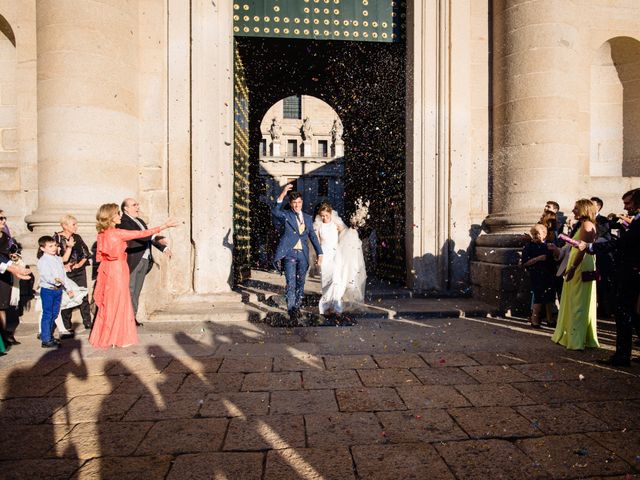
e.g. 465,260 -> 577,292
551,199 -> 599,350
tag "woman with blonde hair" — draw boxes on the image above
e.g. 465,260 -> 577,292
89,203 -> 177,348
551,199 -> 599,350
54,214 -> 92,331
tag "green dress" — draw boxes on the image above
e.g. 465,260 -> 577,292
552,232 -> 599,350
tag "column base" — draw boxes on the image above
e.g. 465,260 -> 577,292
25,207 -> 98,234
484,211 -> 542,234
470,233 -> 531,316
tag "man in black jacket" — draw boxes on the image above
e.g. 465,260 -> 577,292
590,196 -> 616,319
579,188 -> 640,367
118,198 -> 171,326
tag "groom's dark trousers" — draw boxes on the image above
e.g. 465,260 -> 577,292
283,249 -> 309,313
271,200 -> 322,317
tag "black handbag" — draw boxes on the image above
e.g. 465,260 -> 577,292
581,270 -> 601,282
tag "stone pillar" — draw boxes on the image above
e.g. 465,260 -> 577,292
405,0 -> 451,291
272,141 -> 281,157
334,142 -> 344,157
26,0 -> 139,233
487,0 -> 580,231
190,0 -> 235,294
472,0 -> 580,311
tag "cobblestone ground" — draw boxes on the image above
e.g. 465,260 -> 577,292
1,315 -> 639,479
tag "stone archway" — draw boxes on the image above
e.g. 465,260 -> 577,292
590,36 -> 640,178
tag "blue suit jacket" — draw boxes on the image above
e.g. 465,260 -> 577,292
272,201 -> 323,264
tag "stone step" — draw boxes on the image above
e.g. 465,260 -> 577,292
148,301 -> 265,323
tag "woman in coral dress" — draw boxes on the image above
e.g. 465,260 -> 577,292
89,203 -> 177,348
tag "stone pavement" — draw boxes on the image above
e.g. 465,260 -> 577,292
1,314 -> 639,479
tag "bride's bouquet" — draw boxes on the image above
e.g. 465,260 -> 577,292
350,198 -> 370,228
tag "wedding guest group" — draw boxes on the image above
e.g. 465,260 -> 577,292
517,190 -> 639,367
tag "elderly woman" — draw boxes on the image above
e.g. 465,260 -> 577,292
54,215 -> 92,331
551,199 -> 599,350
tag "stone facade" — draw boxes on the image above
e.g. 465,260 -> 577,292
0,0 -> 638,318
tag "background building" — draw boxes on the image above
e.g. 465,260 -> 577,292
259,95 -> 345,217
0,0 -> 638,318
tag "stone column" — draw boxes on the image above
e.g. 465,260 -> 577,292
405,0 -> 451,291
487,0 -> 580,231
472,0 -> 580,311
190,0 -> 235,294
26,0 -> 139,233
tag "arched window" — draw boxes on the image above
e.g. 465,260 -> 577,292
590,37 -> 640,177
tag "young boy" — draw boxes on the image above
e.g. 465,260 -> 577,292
521,224 -> 556,328
36,236 -> 74,348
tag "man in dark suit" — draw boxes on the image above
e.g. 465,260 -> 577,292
272,184 -> 323,323
579,188 -> 640,367
590,196 -> 616,319
118,198 -> 171,326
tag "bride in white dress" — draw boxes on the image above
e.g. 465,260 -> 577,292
314,202 -> 367,315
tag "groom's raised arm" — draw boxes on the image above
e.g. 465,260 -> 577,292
272,184 -> 293,225
271,198 -> 286,224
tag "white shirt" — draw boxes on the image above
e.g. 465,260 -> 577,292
37,254 -> 72,290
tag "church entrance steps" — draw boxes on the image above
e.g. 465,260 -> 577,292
237,270 -> 499,322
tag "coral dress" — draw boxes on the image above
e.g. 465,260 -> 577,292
89,226 -> 161,348
551,231 -> 599,350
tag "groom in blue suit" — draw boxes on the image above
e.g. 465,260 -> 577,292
272,184 -> 323,321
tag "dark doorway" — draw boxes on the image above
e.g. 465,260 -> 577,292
234,36 -> 407,283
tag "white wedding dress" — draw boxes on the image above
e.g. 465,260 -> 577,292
315,213 -> 367,314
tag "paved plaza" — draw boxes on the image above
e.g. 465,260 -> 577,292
1,313 -> 639,479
